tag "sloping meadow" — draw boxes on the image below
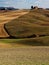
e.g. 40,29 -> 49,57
4,9 -> 49,38
4,9 -> 49,45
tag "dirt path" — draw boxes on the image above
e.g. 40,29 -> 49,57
0,10 -> 28,37
0,47 -> 49,65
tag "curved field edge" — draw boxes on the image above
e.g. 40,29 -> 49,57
0,10 -> 28,37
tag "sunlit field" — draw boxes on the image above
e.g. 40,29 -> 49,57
0,9 -> 49,65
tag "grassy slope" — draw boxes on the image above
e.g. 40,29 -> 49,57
5,9 -> 49,38
0,10 -> 28,37
4,9 -> 49,46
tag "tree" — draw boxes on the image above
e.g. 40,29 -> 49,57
31,6 -> 34,9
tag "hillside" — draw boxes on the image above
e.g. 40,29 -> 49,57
5,9 -> 49,38
0,10 -> 28,38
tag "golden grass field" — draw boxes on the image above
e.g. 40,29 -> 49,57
0,39 -> 49,65
3,9 -> 49,46
0,47 -> 48,65
5,9 -> 49,38
0,9 -> 49,65
0,10 -> 28,37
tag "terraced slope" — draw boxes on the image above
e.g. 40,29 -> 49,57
5,9 -> 49,38
0,10 -> 28,38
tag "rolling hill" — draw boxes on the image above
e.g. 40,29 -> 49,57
5,9 -> 49,38
0,9 -> 49,46
0,10 -> 28,38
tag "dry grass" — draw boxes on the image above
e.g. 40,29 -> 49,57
0,9 -> 49,65
5,9 -> 49,38
0,10 -> 28,37
0,38 -> 49,65
0,47 -> 49,65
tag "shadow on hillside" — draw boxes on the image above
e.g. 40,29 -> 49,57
0,34 -> 47,39
11,38 -> 49,46
0,35 -> 36,39
0,37 -> 15,39
0,36 -> 49,46
45,14 -> 49,17
17,40 -> 44,46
